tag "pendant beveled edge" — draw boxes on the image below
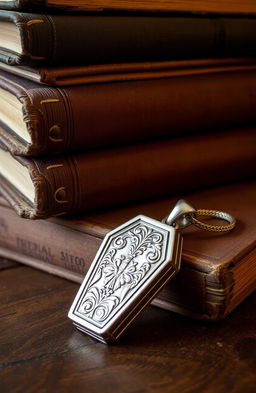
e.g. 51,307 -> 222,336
68,216 -> 151,316
68,214 -> 181,343
111,233 -> 183,343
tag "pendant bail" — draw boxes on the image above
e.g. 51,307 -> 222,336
165,199 -> 196,229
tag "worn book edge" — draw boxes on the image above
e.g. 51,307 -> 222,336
1,0 -> 256,14
0,191 -> 255,321
1,244 -> 255,321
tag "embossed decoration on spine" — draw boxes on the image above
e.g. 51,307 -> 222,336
76,222 -> 166,327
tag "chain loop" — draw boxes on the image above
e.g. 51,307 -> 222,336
187,209 -> 236,232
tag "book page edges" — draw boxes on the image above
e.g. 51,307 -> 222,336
0,148 -> 34,202
0,87 -> 30,143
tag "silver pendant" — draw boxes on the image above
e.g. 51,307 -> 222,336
68,200 -> 235,343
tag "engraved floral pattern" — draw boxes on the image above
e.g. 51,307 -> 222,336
78,223 -> 164,324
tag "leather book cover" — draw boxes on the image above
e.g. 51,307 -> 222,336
1,0 -> 256,15
1,57 -> 256,87
2,10 -> 256,67
0,181 -> 255,321
2,63 -> 256,156
0,128 -> 256,219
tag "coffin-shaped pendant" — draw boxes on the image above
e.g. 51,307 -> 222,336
68,214 -> 182,343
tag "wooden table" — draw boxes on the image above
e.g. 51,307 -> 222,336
1,260 -> 255,393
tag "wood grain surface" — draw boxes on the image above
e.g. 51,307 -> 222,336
0,261 -> 255,393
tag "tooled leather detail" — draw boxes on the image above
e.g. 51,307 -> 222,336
65,155 -> 81,213
22,87 -> 70,155
26,20 -> 46,60
48,125 -> 63,142
0,71 -> 72,155
54,187 -> 68,203
15,19 -> 45,60
46,164 -> 64,170
26,14 -> 55,63
0,155 -> 74,219
55,88 -> 74,152
28,156 -> 80,218
0,11 -> 55,65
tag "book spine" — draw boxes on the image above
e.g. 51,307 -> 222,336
2,128 -> 256,219
0,72 -> 73,155
2,12 -> 256,66
0,203 -> 102,276
0,202 -> 227,321
0,11 -> 56,66
8,154 -> 82,219
2,68 -> 256,156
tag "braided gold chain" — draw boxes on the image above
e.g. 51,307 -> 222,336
187,209 -> 236,232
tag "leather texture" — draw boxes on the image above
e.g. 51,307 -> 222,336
0,128 -> 256,219
1,0 -> 256,15
2,63 -> 256,155
0,181 -> 255,320
1,57 -> 256,86
2,10 -> 256,66
60,180 -> 256,319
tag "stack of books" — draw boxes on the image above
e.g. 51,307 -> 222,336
0,1 -> 255,321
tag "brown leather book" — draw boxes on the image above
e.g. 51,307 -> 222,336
2,63 -> 256,156
0,181 -> 255,321
1,0 -> 256,15
2,10 -> 256,67
1,128 -> 256,219
1,57 -> 255,86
